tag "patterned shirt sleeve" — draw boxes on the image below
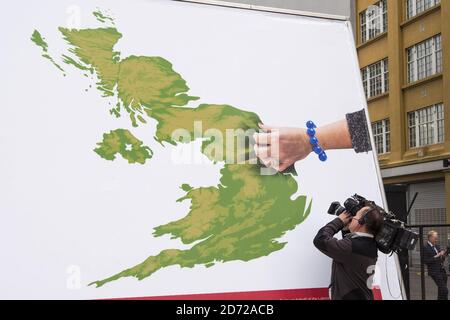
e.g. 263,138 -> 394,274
345,109 -> 372,153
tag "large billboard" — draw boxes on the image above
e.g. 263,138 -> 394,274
0,0 -> 402,299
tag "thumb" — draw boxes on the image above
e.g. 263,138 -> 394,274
277,162 -> 292,173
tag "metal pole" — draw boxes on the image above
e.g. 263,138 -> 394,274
406,192 -> 418,217
419,227 -> 426,300
407,256 -> 411,300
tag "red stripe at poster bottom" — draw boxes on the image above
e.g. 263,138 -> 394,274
115,287 -> 383,300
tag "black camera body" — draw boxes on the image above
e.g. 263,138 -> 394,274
328,194 -> 368,217
328,194 -> 419,255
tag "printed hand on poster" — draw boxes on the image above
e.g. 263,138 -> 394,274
254,110 -> 373,172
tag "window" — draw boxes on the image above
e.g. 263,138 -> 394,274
372,119 -> 391,155
361,58 -> 389,98
360,0 -> 387,44
406,0 -> 440,19
408,103 -> 444,148
407,34 -> 442,83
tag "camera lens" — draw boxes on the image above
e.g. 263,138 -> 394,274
328,202 -> 346,216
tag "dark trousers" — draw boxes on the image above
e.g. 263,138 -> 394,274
430,270 -> 448,300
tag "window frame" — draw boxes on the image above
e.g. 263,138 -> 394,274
361,58 -> 389,99
360,0 -> 387,44
408,103 -> 445,148
407,34 -> 442,83
372,119 -> 391,155
406,0 -> 441,20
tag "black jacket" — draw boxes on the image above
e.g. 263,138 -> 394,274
423,243 -> 446,276
313,218 -> 378,300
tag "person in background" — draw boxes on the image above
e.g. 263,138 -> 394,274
423,230 -> 448,300
253,109 -> 372,171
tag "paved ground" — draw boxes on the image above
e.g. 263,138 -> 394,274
408,267 -> 450,300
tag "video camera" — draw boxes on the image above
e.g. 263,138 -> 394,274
328,194 -> 419,255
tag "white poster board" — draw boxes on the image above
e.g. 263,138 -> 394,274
0,0 -> 403,299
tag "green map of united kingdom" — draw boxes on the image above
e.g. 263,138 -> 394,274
31,9 -> 311,287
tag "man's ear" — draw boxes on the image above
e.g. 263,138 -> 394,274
354,220 -> 364,232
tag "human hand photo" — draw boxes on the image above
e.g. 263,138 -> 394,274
253,109 -> 372,172
338,211 -> 352,226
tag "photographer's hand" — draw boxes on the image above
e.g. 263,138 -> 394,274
338,212 -> 352,226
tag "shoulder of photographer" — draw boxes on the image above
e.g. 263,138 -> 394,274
313,214 -> 353,261
313,208 -> 381,261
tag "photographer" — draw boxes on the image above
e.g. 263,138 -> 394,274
313,206 -> 383,300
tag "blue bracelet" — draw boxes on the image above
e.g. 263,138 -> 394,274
306,121 -> 328,162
